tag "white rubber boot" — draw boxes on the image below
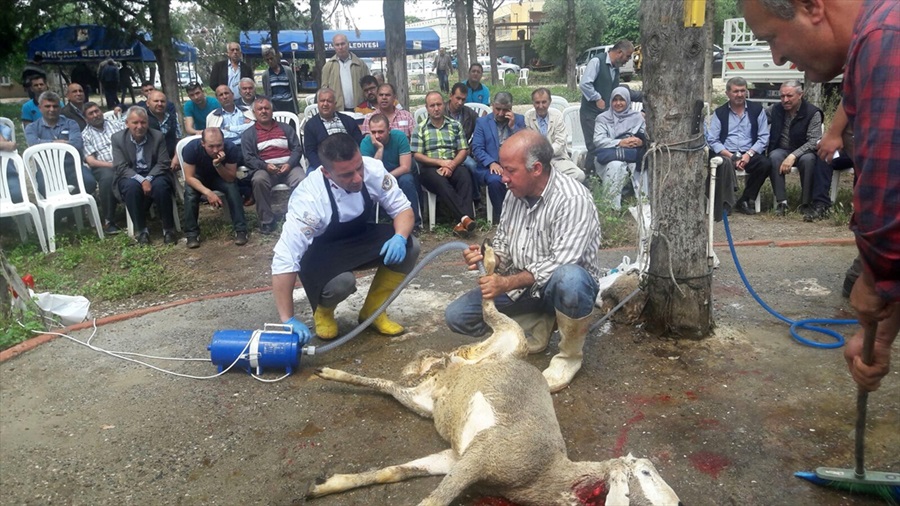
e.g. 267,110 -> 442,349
542,310 -> 593,393
511,312 -> 557,354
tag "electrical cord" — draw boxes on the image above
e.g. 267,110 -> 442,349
721,211 -> 857,348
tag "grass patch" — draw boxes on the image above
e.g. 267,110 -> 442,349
0,308 -> 45,350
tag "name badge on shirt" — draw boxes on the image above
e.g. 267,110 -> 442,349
61,130 -> 69,135
398,121 -> 409,126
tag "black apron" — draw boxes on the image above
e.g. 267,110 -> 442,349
299,176 -> 395,310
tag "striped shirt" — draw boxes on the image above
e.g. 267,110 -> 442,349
254,122 -> 292,165
268,67 -> 292,102
493,169 -> 603,300
410,116 -> 468,161
82,118 -> 125,164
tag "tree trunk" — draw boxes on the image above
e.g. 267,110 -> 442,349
455,0 -> 468,82
805,79 -> 823,108
383,0 -> 409,108
466,0 -> 477,66
565,0 -> 577,91
267,0 -> 280,60
486,6 -> 498,86
149,0 -> 182,122
640,0 -> 713,338
704,0 -> 715,105
311,0 -> 326,84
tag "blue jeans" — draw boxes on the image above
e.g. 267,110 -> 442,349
396,172 -> 422,228
6,164 -> 22,203
462,156 -> 480,201
183,176 -> 248,237
445,264 -> 599,337
473,165 -> 506,222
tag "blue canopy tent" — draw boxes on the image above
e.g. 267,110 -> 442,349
28,25 -> 197,63
239,28 -> 440,58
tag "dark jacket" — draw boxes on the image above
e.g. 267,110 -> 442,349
60,103 -> 87,131
715,100 -> 764,147
240,121 -> 304,173
208,59 -> 254,93
302,113 -> 363,171
111,128 -> 172,185
472,113 -> 526,171
580,53 -> 620,116
445,103 -> 478,143
767,99 -> 822,153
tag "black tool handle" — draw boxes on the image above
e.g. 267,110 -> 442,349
854,325 -> 876,480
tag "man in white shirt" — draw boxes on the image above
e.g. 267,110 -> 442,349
82,101 -> 126,233
525,87 -> 585,183
271,133 -> 419,342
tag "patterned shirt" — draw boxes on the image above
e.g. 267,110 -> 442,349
844,0 -> 900,301
361,108 -> 416,138
493,169 -> 603,300
410,116 -> 468,161
217,106 -> 254,143
321,115 -> 348,136
268,67 -> 292,102
82,118 -> 125,164
254,122 -> 291,165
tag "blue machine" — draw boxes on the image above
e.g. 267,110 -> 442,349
208,324 -> 302,376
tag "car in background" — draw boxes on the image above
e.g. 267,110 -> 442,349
476,56 -> 520,76
178,70 -> 202,86
575,45 -> 635,82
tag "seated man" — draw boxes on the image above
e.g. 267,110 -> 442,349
21,76 -> 48,128
111,106 -> 177,245
705,76 -> 772,218
411,91 -> 475,236
211,84 -> 254,146
360,83 -> 416,139
525,87 -> 585,183
360,113 -> 422,232
354,75 -> 379,114
304,87 -> 363,172
181,127 -> 249,248
82,101 -> 126,234
183,82 -> 221,136
1,121 -> 21,203
271,133 -> 419,341
146,90 -> 181,164
235,78 -> 261,108
60,83 -> 88,130
137,81 -> 177,116
444,82 -> 481,200
471,91 -> 525,222
445,130 -> 602,392
767,80 -> 823,216
24,91 -> 97,197
241,97 -> 305,235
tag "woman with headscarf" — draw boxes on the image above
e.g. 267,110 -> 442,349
593,86 -> 646,210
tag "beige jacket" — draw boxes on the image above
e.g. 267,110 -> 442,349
320,52 -> 370,110
524,108 -> 572,161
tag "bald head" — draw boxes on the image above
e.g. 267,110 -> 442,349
147,90 -> 167,115
66,83 -> 85,107
499,130 -> 553,199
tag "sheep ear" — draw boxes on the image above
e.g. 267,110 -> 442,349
606,468 -> 630,505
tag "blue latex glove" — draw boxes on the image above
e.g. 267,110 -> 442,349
380,234 -> 407,265
283,316 -> 312,345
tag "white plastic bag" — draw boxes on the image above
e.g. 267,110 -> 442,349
31,292 -> 91,325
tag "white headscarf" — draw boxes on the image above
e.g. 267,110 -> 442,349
596,86 -> 644,138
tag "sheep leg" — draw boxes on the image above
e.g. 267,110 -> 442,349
315,367 -> 436,418
307,449 -> 457,499
416,453 -> 484,506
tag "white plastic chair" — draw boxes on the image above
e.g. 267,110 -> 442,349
414,107 -> 428,125
21,143 -> 103,252
517,68 -> 530,86
120,138 -> 184,238
103,110 -> 121,122
466,102 -> 491,118
1,150 -> 48,253
631,102 -> 644,113
305,95 -> 316,106
423,187 -> 437,231
549,96 -> 569,113
830,167 -> 853,204
562,105 -> 587,168
0,116 -> 16,143
303,103 -> 319,119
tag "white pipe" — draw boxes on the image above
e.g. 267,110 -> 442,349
708,157 -> 724,261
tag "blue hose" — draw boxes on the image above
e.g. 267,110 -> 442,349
722,212 -> 857,348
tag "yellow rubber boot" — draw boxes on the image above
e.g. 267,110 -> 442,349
358,267 -> 406,336
314,306 -> 339,340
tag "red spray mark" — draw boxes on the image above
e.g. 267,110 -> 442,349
688,451 -> 731,479
697,418 -> 720,429
612,410 -> 646,457
684,390 -> 698,401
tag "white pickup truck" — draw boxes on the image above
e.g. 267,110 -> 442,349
722,17 -> 841,104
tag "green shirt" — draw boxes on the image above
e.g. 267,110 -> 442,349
360,129 -> 410,171
410,116 -> 468,161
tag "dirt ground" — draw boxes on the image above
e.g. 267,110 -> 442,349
2,208 -> 897,506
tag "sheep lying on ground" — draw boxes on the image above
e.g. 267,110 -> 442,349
308,244 -> 680,506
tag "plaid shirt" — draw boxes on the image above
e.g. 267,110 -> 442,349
82,118 -> 125,164
410,116 -> 468,161
361,108 -> 416,138
844,0 -> 900,302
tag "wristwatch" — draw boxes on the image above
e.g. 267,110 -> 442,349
747,150 -> 756,158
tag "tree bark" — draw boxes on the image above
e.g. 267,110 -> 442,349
455,0 -> 468,82
640,0 -> 713,338
466,0 -> 477,66
267,0 -> 281,61
383,0 -> 409,108
704,0 -> 715,105
485,4 -> 498,85
311,0 -> 326,84
565,0 -> 577,91
149,0 -> 182,122
805,79 -> 823,108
